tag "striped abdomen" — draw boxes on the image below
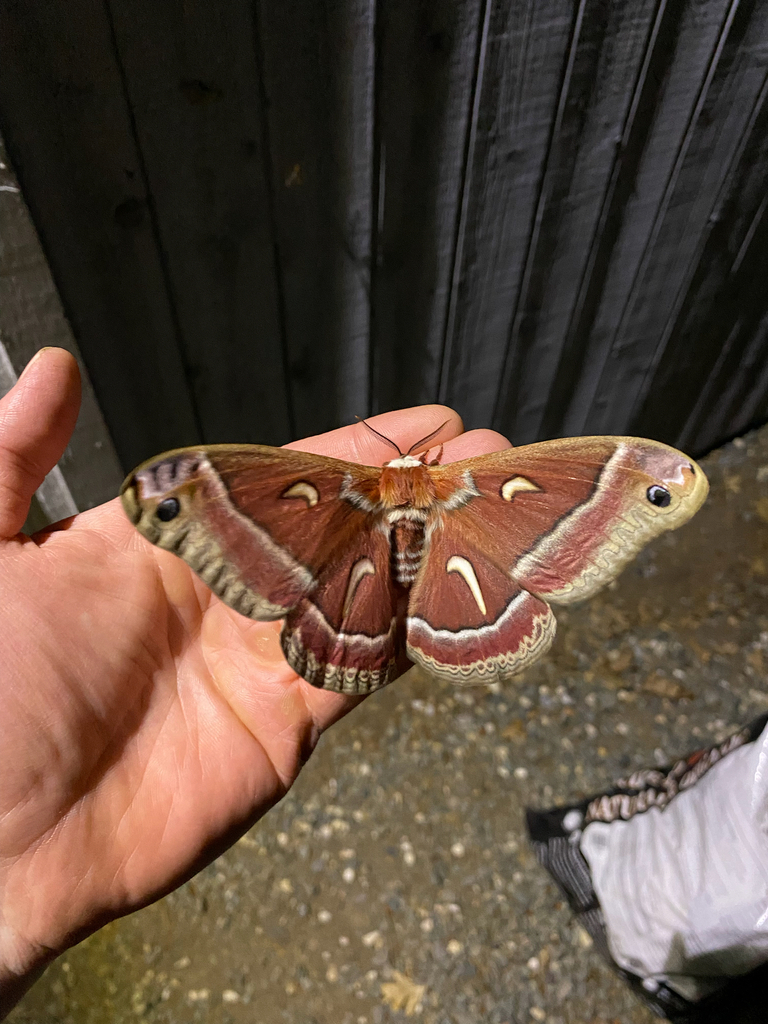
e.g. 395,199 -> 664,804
392,518 -> 425,586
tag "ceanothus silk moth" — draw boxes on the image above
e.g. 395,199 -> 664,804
120,424 -> 708,694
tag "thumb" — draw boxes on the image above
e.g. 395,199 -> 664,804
0,348 -> 82,539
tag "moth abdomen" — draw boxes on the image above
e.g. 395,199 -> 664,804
390,517 -> 426,587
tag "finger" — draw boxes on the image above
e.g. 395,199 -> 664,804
438,428 -> 512,463
284,405 -> 463,464
0,348 -> 81,539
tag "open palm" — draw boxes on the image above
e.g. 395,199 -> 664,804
0,349 -> 509,1011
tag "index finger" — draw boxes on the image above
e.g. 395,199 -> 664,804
284,405 -> 463,464
284,405 -> 512,465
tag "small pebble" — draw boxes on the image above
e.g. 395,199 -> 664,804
562,809 -> 583,832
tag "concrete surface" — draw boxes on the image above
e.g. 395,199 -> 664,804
8,427 -> 768,1024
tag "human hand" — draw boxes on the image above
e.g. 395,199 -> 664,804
0,348 -> 510,1015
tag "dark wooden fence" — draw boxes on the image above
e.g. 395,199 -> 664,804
1,0 -> 767,473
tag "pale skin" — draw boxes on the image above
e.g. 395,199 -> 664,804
0,348 -> 511,1016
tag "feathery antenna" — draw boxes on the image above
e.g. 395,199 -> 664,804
359,419 -> 404,456
406,420 -> 450,455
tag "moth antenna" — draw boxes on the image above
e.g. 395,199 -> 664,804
358,418 -> 404,456
406,420 -> 451,456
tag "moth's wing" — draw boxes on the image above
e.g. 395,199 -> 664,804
121,444 -> 402,693
281,524 -> 405,695
406,436 -> 708,683
430,436 -> 709,605
122,444 -> 373,617
406,522 -> 557,684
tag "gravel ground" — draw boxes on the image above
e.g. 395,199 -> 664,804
9,426 -> 768,1024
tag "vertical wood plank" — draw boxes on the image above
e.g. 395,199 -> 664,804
636,69 -> 768,449
370,0 -> 484,413
106,0 -> 293,446
493,0 -> 660,442
436,0 -> 576,430
690,322 -> 768,453
560,0 -> 751,436
257,0 -> 375,436
599,0 -> 768,437
0,0 -> 200,470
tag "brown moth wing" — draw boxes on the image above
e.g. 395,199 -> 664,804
406,522 -> 556,683
281,524 -> 405,695
120,442 -> 383,621
407,436 -> 708,682
427,435 -> 708,605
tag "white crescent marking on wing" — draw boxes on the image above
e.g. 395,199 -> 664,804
343,557 -> 376,619
446,555 -> 487,617
282,480 -> 320,507
501,475 -> 541,500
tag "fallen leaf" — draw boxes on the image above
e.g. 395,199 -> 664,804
284,163 -> 302,188
502,719 -> 526,743
747,649 -> 765,673
754,497 -> 768,524
679,615 -> 702,629
606,648 -> 633,673
713,642 -> 739,656
686,639 -> 711,664
598,672 -> 624,691
381,971 -> 426,1016
724,473 -> 742,494
641,675 -> 694,701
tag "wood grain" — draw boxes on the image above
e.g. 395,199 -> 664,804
1,0 -> 767,463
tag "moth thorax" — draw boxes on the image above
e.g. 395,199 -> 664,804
391,518 -> 425,587
379,462 -> 436,509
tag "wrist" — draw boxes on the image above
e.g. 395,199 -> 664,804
0,915 -> 58,1019
0,946 -> 54,1020
0,960 -> 50,1020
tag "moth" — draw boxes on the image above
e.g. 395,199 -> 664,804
121,427 -> 708,694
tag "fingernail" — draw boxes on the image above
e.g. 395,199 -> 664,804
19,347 -> 54,379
